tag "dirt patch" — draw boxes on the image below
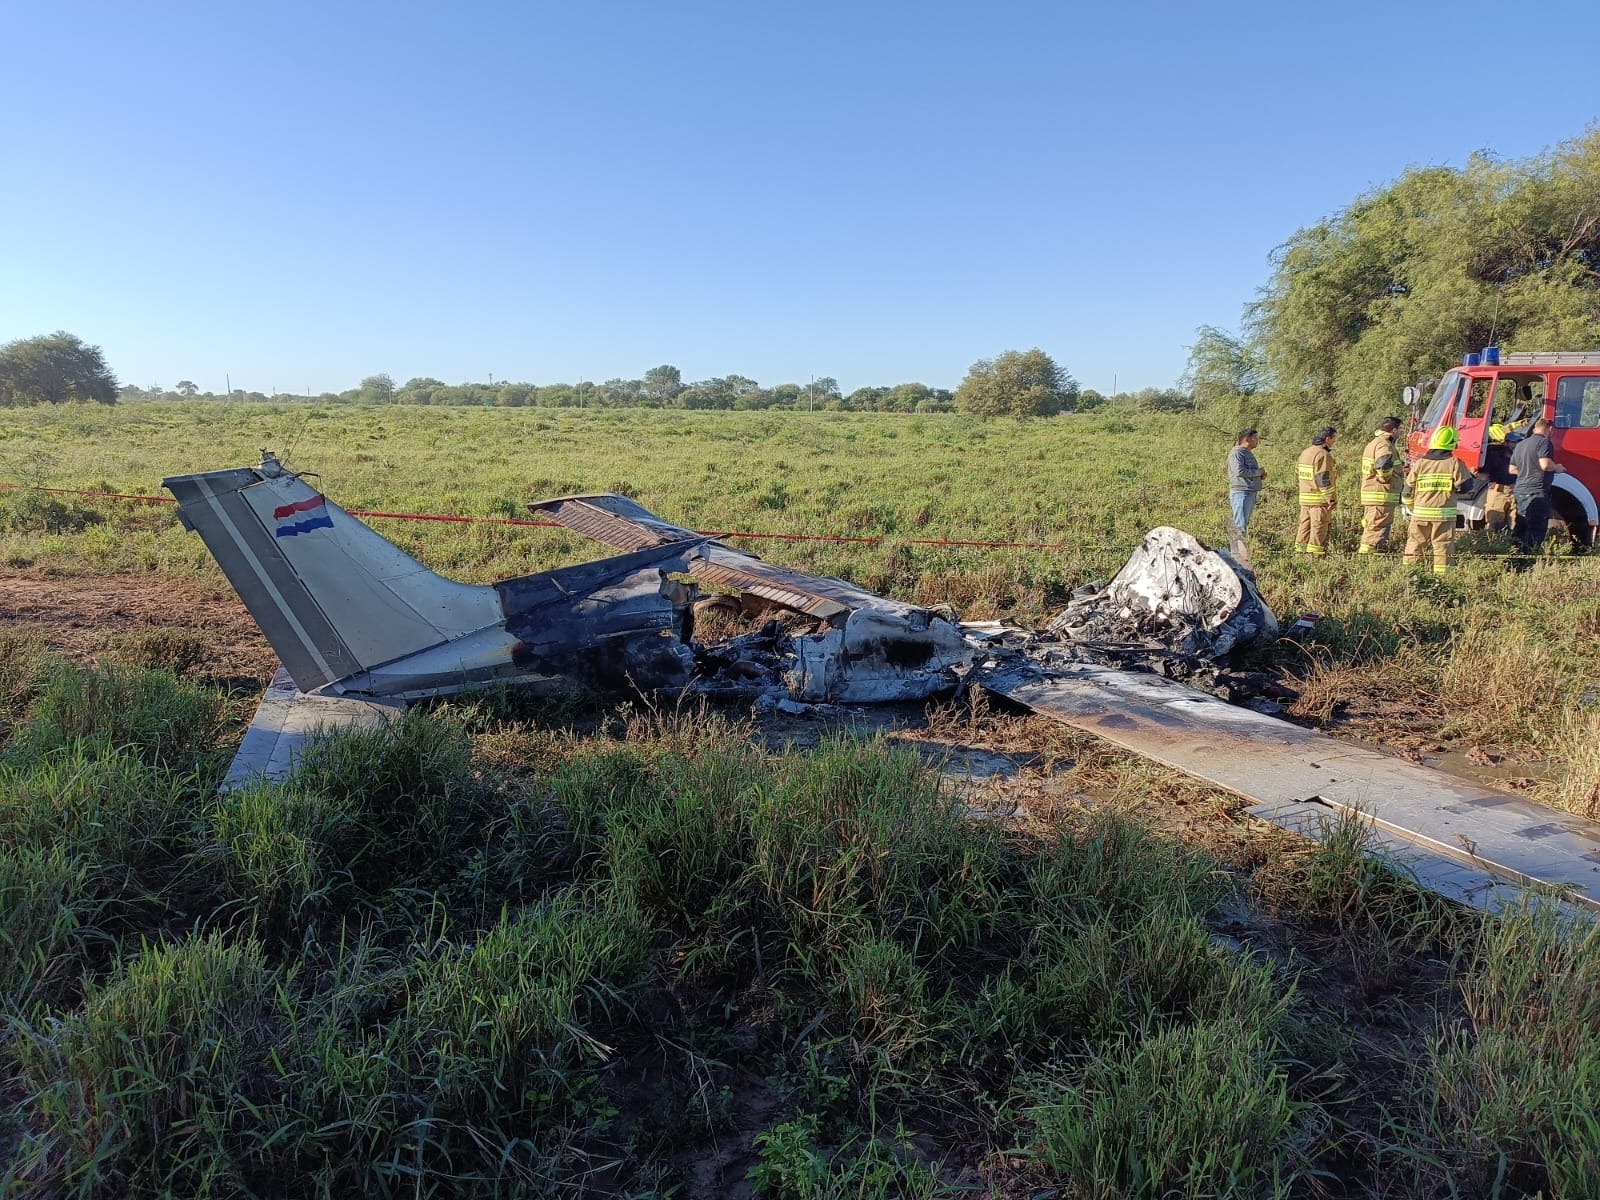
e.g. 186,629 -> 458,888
0,571 -> 277,689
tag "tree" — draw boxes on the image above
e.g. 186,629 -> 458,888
358,373 -> 396,404
806,377 -> 842,409
955,348 -> 1076,417
398,377 -> 446,404
174,379 -> 199,398
1245,128 -> 1600,432
0,332 -> 119,406
643,364 -> 683,406
1183,326 -> 1259,407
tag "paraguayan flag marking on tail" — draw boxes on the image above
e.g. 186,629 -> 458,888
274,494 -> 334,537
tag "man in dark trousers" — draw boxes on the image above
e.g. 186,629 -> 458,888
1510,416 -> 1567,552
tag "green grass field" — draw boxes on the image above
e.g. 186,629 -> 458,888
5,401 -> 1600,1197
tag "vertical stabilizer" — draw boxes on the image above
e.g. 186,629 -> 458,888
163,456 -> 502,693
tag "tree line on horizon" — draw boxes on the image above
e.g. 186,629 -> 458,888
2,336 -> 1195,417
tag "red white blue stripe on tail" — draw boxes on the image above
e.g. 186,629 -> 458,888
274,495 -> 333,537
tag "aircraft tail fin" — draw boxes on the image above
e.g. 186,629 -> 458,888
163,455 -> 501,693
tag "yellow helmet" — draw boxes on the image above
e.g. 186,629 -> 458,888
1488,423 -> 1508,444
1429,426 -> 1459,452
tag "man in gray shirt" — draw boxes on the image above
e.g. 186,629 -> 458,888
1510,416 -> 1567,551
1226,428 -> 1266,534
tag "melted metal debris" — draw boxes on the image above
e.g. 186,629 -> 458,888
1047,526 -> 1277,659
966,528 -> 1291,709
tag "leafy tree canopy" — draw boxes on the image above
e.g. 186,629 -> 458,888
1242,127 -> 1600,433
0,332 -> 119,406
955,348 -> 1077,417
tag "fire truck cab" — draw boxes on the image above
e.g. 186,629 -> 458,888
1407,349 -> 1600,545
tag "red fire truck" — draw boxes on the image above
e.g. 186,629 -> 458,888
1406,349 -> 1600,545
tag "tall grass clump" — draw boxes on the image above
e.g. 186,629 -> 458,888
0,743 -> 198,918
1545,705 -> 1600,819
284,708 -> 474,889
1440,625 -> 1561,746
11,933 -> 283,1198
1422,900 -> 1600,1196
284,890 -> 654,1192
202,781 -> 359,935
1024,1018 -> 1304,1198
603,740 -> 763,929
405,889 -> 651,1113
958,812 -> 1279,1058
1252,808 -> 1464,995
0,844 -> 99,1012
750,735 -> 1007,961
0,630 -> 54,740
4,658 -> 224,774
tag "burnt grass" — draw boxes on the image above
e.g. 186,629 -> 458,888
5,639 -> 1599,1198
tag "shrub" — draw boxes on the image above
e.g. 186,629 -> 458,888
0,844 -> 99,1012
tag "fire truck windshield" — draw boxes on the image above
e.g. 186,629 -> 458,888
1421,371 -> 1464,429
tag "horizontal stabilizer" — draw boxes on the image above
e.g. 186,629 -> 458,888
224,668 -> 402,789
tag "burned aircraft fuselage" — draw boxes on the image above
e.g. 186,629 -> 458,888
162,457 -> 700,700
162,454 -> 971,704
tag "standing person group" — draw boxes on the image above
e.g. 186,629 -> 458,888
1225,416 -> 1563,573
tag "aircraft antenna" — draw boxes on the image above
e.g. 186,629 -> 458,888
280,407 -> 317,475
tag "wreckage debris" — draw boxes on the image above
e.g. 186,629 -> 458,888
162,454 -> 970,707
164,454 -> 1600,920
962,526 -> 1289,707
1047,526 -> 1277,658
165,454 -> 1284,718
530,492 -> 972,703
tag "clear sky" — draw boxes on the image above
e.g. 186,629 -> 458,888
2,1 -> 1596,397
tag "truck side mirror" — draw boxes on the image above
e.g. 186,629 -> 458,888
1402,385 -> 1419,415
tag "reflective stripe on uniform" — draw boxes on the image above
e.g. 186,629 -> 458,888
1297,463 -> 1329,504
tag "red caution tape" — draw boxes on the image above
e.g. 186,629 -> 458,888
0,483 -> 1073,550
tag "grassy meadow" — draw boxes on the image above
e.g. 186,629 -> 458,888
5,401 -> 1600,1197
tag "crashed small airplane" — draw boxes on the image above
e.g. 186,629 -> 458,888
161,451 -> 969,706
167,452 -> 1600,918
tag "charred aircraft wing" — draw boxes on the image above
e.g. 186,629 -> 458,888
982,659 -> 1600,915
163,454 -> 699,700
531,493 -> 970,702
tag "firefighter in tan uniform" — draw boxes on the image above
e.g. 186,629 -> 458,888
1295,426 -> 1338,555
1402,426 -> 1481,575
1357,417 -> 1403,554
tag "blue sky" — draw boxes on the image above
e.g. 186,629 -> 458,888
2,1 -> 1595,397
